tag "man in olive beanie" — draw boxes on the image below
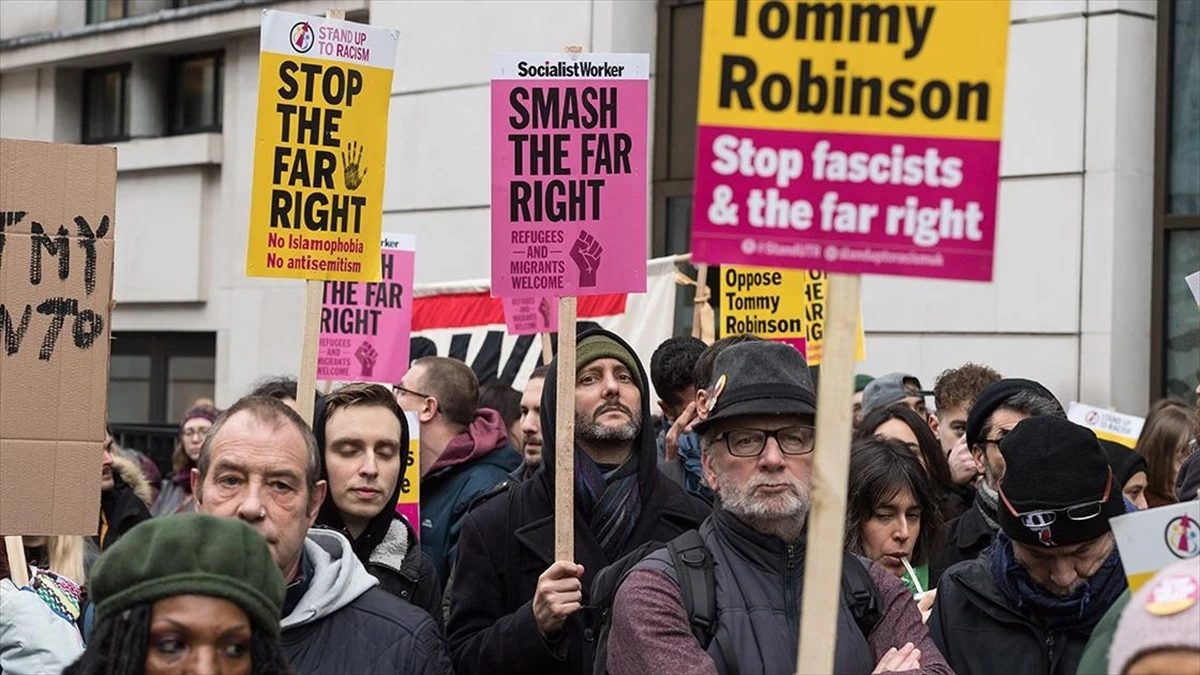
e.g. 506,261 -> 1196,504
930,417 -> 1129,675
448,328 -> 709,675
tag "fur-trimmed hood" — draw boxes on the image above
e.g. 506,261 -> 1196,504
110,454 -> 153,506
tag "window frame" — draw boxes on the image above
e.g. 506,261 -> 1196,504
166,50 -> 225,136
81,64 -> 132,144
87,0 -> 128,24
1151,0 -> 1200,400
109,332 -> 216,424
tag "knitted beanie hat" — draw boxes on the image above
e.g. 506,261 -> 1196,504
179,404 -> 219,434
997,416 -> 1124,548
577,334 -> 643,393
1108,557 -> 1200,675
90,513 -> 285,635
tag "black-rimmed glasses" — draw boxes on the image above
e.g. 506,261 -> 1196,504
715,426 -> 816,457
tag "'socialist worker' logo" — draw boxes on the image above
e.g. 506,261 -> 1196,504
290,22 -> 315,54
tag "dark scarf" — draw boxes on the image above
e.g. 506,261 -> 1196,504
575,449 -> 641,561
988,532 -> 1127,633
974,479 -> 1001,532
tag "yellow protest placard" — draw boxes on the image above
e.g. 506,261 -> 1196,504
246,10 -> 398,281
696,0 -> 1009,141
720,266 -> 864,365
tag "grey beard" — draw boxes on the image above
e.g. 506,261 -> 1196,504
718,471 -> 812,542
576,412 -> 641,443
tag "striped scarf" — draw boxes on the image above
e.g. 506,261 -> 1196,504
575,450 -> 641,562
30,568 -> 82,624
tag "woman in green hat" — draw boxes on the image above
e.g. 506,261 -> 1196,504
64,513 -> 292,675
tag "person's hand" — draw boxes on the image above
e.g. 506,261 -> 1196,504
872,642 -> 921,674
342,141 -> 368,190
569,230 -> 603,287
355,341 -> 378,378
533,561 -> 584,638
665,402 -> 698,461
948,435 -> 978,486
916,589 -> 937,624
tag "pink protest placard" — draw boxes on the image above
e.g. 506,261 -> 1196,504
319,233 -> 415,383
503,296 -> 559,335
690,129 -> 1001,281
490,53 -> 649,298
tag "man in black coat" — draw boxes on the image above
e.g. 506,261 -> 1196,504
447,329 -> 711,675
195,395 -> 452,674
97,431 -> 151,551
313,383 -> 443,626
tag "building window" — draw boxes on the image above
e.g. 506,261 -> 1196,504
82,65 -> 130,144
173,0 -> 219,7
1153,0 -> 1200,402
108,332 -> 216,424
168,53 -> 223,135
88,0 -> 127,23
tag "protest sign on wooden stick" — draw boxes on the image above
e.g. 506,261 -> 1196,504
553,297 -> 578,561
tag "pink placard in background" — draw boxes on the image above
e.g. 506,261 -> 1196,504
503,296 -> 559,335
319,234 -> 415,383
490,53 -> 650,298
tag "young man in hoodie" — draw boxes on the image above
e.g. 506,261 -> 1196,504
194,395 -> 452,675
447,329 -> 710,675
397,356 -> 522,585
313,383 -> 442,625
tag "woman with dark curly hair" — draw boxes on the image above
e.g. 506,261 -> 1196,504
64,513 -> 292,675
856,404 -> 962,518
845,436 -> 945,597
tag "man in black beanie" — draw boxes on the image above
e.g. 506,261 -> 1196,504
930,378 -> 1064,585
929,416 -> 1129,675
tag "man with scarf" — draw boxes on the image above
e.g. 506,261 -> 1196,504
447,329 -> 710,675
929,378 -> 1065,585
929,416 -> 1129,675
312,383 -> 442,625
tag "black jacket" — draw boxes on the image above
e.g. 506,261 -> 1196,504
929,555 -> 1093,675
447,329 -> 711,675
366,516 -> 444,630
97,470 -> 151,551
930,503 -> 994,587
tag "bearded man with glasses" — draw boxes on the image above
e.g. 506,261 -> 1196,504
606,341 -> 951,675
930,416 -> 1130,675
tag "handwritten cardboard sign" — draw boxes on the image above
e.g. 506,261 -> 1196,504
503,296 -> 559,336
318,233 -> 415,383
720,266 -> 864,365
689,1 -> 1010,280
246,10 -> 398,282
0,139 -> 116,536
490,53 -> 650,298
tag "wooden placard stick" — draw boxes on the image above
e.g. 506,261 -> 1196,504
541,332 -> 555,365
554,297 -> 578,562
4,536 -> 29,587
295,7 -> 347,427
795,272 -> 862,675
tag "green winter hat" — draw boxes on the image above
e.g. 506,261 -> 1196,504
577,334 -> 643,392
90,513 -> 285,636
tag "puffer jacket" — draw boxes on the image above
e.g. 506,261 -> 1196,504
0,578 -> 84,674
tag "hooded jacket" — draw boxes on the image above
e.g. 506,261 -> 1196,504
312,399 -> 443,625
421,406 -> 522,585
97,455 -> 152,551
447,328 -> 711,675
281,528 -> 452,675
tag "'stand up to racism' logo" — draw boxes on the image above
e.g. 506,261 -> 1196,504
1164,513 -> 1200,559
290,21 -> 315,54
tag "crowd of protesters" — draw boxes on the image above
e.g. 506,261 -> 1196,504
2,328 -> 1199,675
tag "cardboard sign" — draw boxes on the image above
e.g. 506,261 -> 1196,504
503,296 -> 559,335
0,139 -> 116,536
1112,501 -> 1200,592
1067,401 -> 1145,449
490,53 -> 650,298
720,266 -> 864,365
395,411 -> 421,531
689,0 -> 1010,281
246,10 -> 398,282
318,233 -> 415,383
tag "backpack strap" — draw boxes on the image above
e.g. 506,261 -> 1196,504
840,552 -> 883,637
666,530 -> 740,675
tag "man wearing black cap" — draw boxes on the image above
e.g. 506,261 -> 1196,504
447,329 -> 709,675
607,341 -> 951,675
930,378 -> 1065,585
929,416 -> 1129,675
